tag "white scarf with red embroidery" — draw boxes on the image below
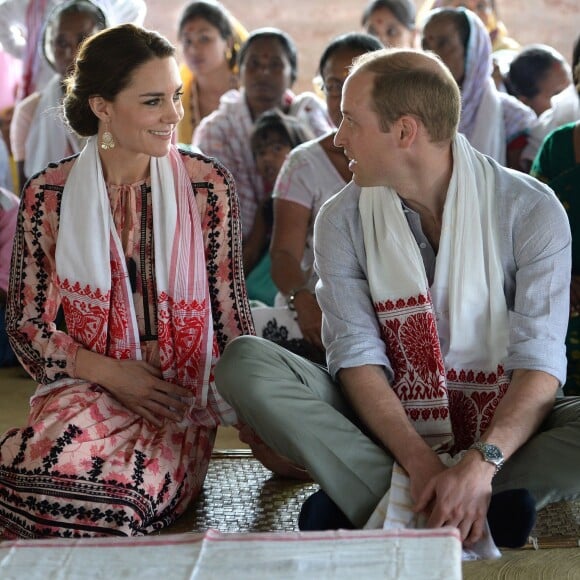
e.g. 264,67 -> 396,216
359,134 -> 510,452
53,136 -> 236,428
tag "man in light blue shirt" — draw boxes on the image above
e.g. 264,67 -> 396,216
215,48 -> 580,549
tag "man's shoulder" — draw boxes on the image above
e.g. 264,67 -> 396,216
317,180 -> 361,222
492,158 -> 556,204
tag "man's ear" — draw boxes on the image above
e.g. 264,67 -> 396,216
88,95 -> 111,122
397,115 -> 419,149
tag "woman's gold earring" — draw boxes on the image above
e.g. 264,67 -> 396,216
101,123 -> 115,150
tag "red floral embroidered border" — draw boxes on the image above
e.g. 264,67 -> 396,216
375,293 -> 508,450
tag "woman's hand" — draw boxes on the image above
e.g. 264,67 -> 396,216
76,349 -> 191,427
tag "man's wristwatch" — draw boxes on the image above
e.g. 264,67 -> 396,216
469,441 -> 504,473
287,286 -> 309,311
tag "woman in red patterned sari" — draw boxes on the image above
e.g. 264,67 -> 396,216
1,24 -> 253,538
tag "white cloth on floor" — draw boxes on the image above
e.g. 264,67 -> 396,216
364,452 -> 501,561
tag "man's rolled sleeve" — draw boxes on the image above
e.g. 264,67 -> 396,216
313,186 -> 392,381
503,177 -> 571,385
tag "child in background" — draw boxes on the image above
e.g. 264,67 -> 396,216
246,110 -> 313,306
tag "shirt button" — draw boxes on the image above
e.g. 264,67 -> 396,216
419,242 -> 427,249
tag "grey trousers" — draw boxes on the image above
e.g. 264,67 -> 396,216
215,335 -> 580,528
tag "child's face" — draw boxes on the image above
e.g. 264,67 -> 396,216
253,132 -> 292,190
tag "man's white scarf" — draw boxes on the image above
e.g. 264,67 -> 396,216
51,136 -> 236,427
360,133 -> 508,559
359,133 -> 509,452
25,74 -> 82,178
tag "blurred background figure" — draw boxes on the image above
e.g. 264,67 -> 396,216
176,0 -> 247,145
0,0 -> 146,103
522,34 -> 580,169
258,33 -> 383,364
0,186 -> 19,368
505,44 -> 572,117
10,0 -> 107,190
193,27 -> 332,274
246,109 -> 313,307
530,56 -> 580,396
421,7 -> 535,169
418,0 -> 519,51
361,0 -> 417,48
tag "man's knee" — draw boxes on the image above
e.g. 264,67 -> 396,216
215,335 -> 269,403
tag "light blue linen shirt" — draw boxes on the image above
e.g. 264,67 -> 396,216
314,158 -> 571,390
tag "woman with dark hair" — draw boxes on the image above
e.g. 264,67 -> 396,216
522,34 -> 580,168
10,0 -> 108,189
418,0 -> 519,52
361,0 -> 417,48
1,23 -> 253,538
237,34 -> 384,477
176,0 -> 247,145
263,32 -> 383,361
506,44 -> 571,116
422,7 -> 535,169
193,27 -> 332,274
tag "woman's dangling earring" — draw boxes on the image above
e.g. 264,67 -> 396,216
101,122 -> 115,150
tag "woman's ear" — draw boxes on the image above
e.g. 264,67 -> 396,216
88,95 -> 110,122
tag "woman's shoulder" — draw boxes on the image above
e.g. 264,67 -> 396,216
25,155 -> 78,189
177,147 -> 235,187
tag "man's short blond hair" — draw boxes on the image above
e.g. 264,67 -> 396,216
350,48 -> 461,143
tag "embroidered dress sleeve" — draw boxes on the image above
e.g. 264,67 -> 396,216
314,188 -> 392,380
180,150 -> 254,351
6,165 -> 81,383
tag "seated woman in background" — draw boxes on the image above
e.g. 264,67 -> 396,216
176,0 -> 247,145
257,33 -> 383,363
521,34 -> 580,169
1,24 -> 252,539
10,0 -> 107,188
193,27 -> 333,274
245,110 -> 313,307
361,0 -> 417,48
421,7 -> 535,169
530,60 -> 580,396
505,44 -> 572,117
418,0 -> 519,51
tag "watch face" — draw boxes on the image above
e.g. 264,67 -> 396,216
484,444 -> 503,462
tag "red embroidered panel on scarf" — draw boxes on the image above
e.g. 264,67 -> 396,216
447,368 -> 510,450
157,292 -> 217,392
375,293 -> 509,451
58,278 -> 111,354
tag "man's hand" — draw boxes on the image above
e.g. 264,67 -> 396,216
413,450 -> 495,545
